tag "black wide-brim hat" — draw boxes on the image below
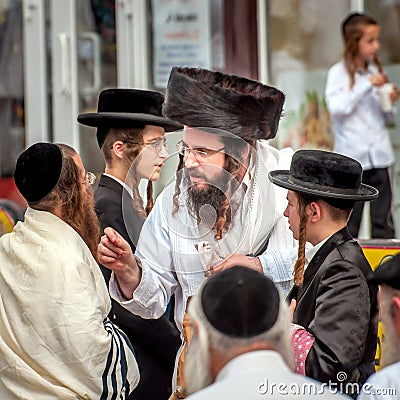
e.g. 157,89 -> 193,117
269,149 -> 378,201
77,88 -> 183,147
162,67 -> 285,141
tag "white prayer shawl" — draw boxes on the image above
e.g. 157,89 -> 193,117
111,141 -> 296,334
0,208 -> 139,399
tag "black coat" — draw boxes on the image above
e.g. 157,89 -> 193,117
287,227 -> 378,395
95,174 -> 181,400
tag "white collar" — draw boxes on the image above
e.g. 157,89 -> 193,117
305,236 -> 329,268
103,173 -> 134,199
216,350 -> 290,382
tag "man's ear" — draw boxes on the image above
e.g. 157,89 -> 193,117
391,296 -> 400,337
308,201 -> 321,223
111,141 -> 125,160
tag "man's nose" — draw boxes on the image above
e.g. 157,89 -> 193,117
159,145 -> 168,158
184,151 -> 199,168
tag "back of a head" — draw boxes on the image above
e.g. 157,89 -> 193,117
189,266 -> 291,356
185,267 -> 293,396
101,126 -> 145,164
296,192 -> 354,222
368,254 -> 400,367
368,252 -> 400,292
14,143 -> 81,214
200,266 -> 280,338
14,143 -> 64,207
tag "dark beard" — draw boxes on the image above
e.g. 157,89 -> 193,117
61,188 -> 101,261
187,182 -> 228,227
185,163 -> 243,233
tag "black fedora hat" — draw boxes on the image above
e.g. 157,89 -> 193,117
77,88 -> 183,147
269,149 -> 378,201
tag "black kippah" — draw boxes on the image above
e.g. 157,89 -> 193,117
368,252 -> 400,291
201,266 -> 280,338
14,143 -> 63,203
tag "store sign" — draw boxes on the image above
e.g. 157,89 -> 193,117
152,0 -> 211,88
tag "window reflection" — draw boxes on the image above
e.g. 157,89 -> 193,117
366,0 -> 400,64
78,0 -> 117,177
268,0 -> 350,153
0,0 -> 25,178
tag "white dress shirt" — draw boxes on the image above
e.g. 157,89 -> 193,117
110,141 -> 296,335
186,350 -> 351,399
358,362 -> 400,400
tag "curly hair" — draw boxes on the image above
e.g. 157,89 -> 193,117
293,193 -> 310,286
30,144 -> 100,260
341,13 -> 383,88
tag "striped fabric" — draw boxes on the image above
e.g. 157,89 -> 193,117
101,319 -> 137,399
0,208 -> 140,399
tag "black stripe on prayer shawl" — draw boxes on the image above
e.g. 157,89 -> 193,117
113,320 -> 134,398
106,321 -> 120,399
111,322 -> 131,398
106,321 -> 119,399
115,320 -> 135,355
100,322 -> 113,399
112,323 -> 132,394
100,319 -> 132,400
110,349 -> 118,399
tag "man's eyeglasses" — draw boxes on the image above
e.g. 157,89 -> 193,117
176,140 -> 225,160
124,138 -> 167,153
83,171 -> 96,185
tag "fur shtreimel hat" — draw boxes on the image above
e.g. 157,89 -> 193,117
77,88 -> 183,147
269,149 -> 379,201
162,67 -> 285,141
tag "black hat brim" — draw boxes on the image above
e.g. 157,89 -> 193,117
269,170 -> 379,201
77,112 -> 183,132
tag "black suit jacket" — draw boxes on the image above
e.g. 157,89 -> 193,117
95,174 -> 181,400
287,227 -> 378,395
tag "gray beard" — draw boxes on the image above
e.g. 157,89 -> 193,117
184,327 -> 214,395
